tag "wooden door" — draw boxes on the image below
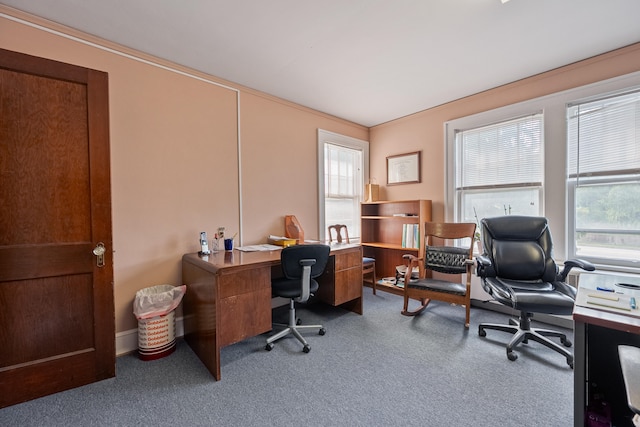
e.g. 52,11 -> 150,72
0,48 -> 114,408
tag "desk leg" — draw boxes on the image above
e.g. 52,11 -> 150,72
183,262 -> 222,380
182,260 -> 271,381
574,320 -> 586,427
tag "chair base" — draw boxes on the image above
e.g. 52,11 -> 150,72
265,299 -> 325,353
401,296 -> 471,329
478,313 -> 573,368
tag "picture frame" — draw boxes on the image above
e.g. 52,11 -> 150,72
386,151 -> 421,185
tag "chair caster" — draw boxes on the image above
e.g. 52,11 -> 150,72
319,328 -> 326,336
561,337 -> 572,347
478,327 -> 486,337
568,359 -> 574,369
303,344 -> 311,353
296,318 -> 302,325
265,343 -> 274,351
507,351 -> 518,361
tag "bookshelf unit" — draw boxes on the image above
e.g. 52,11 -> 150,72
361,199 -> 432,295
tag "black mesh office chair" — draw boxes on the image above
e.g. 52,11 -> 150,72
265,244 -> 331,353
476,216 -> 595,367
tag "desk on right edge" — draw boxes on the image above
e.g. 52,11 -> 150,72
573,273 -> 640,427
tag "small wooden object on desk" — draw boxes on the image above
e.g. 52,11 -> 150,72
284,214 -> 304,243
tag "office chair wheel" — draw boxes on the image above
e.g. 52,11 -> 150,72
303,344 -> 311,353
265,343 -> 274,351
561,337 -> 572,347
478,327 -> 487,337
319,327 -> 326,336
296,318 -> 302,325
507,351 -> 518,361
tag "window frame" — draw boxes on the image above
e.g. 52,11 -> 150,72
452,112 -> 546,233
566,88 -> 640,270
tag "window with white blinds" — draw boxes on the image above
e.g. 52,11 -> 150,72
567,89 -> 640,267
568,91 -> 640,178
454,113 -> 544,229
323,143 -> 363,239
456,113 -> 544,190
325,143 -> 360,198
317,130 -> 368,241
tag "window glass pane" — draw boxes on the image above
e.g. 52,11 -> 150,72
460,188 -> 542,224
325,198 -> 360,236
574,181 -> 640,263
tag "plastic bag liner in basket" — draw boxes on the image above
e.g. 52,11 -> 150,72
133,284 -> 186,320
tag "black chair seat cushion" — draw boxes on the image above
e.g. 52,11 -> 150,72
483,277 -> 576,315
271,276 -> 319,299
408,278 -> 466,295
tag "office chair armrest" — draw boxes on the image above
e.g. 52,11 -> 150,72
475,254 -> 494,277
558,258 -> 595,281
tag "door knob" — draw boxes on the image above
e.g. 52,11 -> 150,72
93,242 -> 106,267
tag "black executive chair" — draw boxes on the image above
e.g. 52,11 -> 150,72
476,216 -> 595,367
265,244 -> 331,353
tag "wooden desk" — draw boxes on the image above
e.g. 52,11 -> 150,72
573,273 -> 640,427
181,243 -> 363,380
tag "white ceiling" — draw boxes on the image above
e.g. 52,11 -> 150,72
3,0 -> 640,127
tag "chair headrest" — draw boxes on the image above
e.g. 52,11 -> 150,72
481,216 -> 557,282
482,216 -> 548,241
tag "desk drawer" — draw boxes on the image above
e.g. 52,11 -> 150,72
335,247 -> 362,271
218,265 -> 271,346
317,255 -> 362,306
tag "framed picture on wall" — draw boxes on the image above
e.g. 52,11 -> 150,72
387,151 -> 421,185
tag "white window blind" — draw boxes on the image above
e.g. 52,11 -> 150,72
456,113 -> 544,191
453,113 -> 544,232
568,91 -> 640,179
322,142 -> 363,239
325,143 -> 359,198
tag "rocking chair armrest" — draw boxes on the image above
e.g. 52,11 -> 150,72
402,253 -> 421,262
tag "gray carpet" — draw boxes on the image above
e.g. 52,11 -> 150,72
0,290 -> 574,426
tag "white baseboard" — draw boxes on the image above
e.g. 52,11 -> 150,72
116,315 -> 185,356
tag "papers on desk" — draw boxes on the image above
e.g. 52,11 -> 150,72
235,244 -> 282,252
267,235 -> 296,247
575,289 -> 640,319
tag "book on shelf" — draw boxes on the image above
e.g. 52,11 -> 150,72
401,223 -> 420,249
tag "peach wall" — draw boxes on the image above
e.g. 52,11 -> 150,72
0,8 -> 367,333
370,42 -> 640,222
239,92 -> 368,244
